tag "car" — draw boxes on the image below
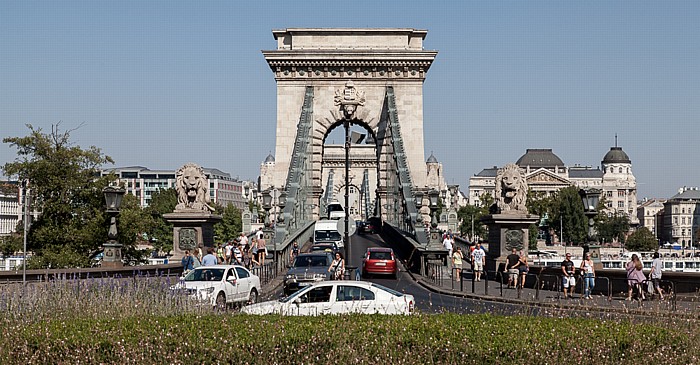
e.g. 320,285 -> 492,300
356,221 -> 367,235
242,280 -> 415,316
310,242 -> 339,254
365,217 -> 381,234
283,253 -> 333,295
362,247 -> 398,279
170,265 -> 260,309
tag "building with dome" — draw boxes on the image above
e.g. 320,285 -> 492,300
468,146 -> 638,224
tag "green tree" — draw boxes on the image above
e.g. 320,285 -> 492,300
145,188 -> 177,254
596,213 -> 630,245
2,124 -> 114,268
457,193 -> 493,242
214,204 -> 243,243
550,186 -> 587,245
528,223 -> 538,250
626,227 -> 658,251
526,190 -> 556,246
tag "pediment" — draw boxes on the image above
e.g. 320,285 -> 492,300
526,169 -> 570,185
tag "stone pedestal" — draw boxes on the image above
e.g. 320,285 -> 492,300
481,213 -> 539,274
163,211 -> 222,260
101,242 -> 123,268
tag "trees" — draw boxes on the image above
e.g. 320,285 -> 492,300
457,193 -> 492,242
596,213 -> 630,245
213,203 -> 243,243
2,124 -> 114,268
550,186 -> 587,245
145,188 -> 177,255
626,227 -> 658,251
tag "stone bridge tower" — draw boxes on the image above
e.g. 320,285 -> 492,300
262,28 -> 437,217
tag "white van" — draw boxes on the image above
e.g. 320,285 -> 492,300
326,202 -> 345,220
314,220 -> 344,248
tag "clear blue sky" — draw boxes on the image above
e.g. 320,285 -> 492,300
1,1 -> 699,199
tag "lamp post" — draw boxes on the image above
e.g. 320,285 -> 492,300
343,118 -> 351,267
21,180 -> 30,287
428,189 -> 440,242
103,185 -> 126,268
579,188 -> 602,268
261,189 -> 273,240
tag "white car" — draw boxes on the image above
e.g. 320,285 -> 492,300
242,280 -> 415,316
171,265 -> 260,309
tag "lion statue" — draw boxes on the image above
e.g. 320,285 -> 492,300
493,163 -> 528,213
175,163 -> 214,212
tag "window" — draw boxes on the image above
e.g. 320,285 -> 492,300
349,186 -> 355,194
607,202 -> 612,208
235,267 -> 250,279
618,167 -> 623,173
300,286 -> 333,303
606,191 -> 613,198
336,286 -> 375,301
618,190 -> 625,197
682,217 -> 686,225
682,208 -> 686,214
618,201 -> 624,208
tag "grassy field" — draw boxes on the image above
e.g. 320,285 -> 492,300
0,277 -> 697,364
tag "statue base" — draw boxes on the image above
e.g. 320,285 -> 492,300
481,213 -> 539,275
163,211 -> 222,260
101,242 -> 123,268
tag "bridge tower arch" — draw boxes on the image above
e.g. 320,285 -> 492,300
262,28 -> 437,221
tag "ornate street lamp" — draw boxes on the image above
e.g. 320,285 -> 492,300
103,185 -> 126,268
579,188 -> 602,267
414,191 -> 423,209
428,189 -> 440,242
262,189 -> 272,226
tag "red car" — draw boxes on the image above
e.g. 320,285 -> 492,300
362,247 -> 398,279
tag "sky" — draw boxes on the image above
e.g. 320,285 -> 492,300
1,1 -> 699,199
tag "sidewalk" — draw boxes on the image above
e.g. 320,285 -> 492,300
415,265 -> 700,316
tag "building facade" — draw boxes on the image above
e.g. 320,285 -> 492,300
103,166 -> 246,210
0,183 -> 20,235
468,147 -> 638,224
637,198 -> 665,240
662,187 -> 700,248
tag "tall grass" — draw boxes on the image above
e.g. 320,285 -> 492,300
0,278 -> 697,364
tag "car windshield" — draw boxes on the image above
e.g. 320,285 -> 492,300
371,283 -> 405,297
293,256 -> 329,268
315,230 -> 341,241
327,204 -> 343,212
184,268 -> 224,282
368,251 -> 392,260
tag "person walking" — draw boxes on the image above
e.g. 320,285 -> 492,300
443,234 -> 454,276
452,247 -> 464,281
518,251 -> 529,289
649,252 -> 665,300
290,241 -> 300,261
626,254 -> 646,301
561,253 -> 576,299
202,248 -> 218,266
232,243 -> 243,265
580,253 -> 595,299
329,252 -> 345,280
505,248 -> 520,288
256,235 -> 267,267
181,250 -> 194,273
250,237 -> 260,266
471,243 -> 486,281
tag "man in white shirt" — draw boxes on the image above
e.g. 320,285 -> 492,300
443,234 -> 453,275
471,243 -> 486,281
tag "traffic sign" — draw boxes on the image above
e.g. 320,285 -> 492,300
337,217 -> 357,236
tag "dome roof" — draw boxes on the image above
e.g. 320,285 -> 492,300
516,149 -> 564,168
426,152 -> 438,164
264,153 -> 275,163
602,147 -> 630,164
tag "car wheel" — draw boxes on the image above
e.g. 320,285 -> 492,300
392,270 -> 398,280
248,288 -> 259,304
215,292 -> 227,311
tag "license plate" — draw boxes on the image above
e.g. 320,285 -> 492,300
375,262 -> 386,266
298,282 -> 311,287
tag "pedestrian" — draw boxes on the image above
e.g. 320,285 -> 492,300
216,244 -> 225,264
443,234 -> 453,275
257,235 -> 267,266
329,252 -> 345,280
224,241 -> 233,264
202,247 -> 218,266
256,227 -> 264,240
626,254 -> 646,301
181,250 -> 194,273
232,243 -> 243,265
195,245 -> 203,263
505,248 -> 520,288
452,247 -> 464,281
471,242 -> 486,281
240,232 -> 249,253
290,241 -> 300,261
250,237 -> 260,266
518,251 -> 529,289
561,253 -> 575,298
649,251 -> 664,300
580,252 -> 595,299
